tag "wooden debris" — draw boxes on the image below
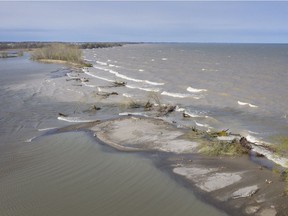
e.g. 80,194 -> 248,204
58,112 -> 68,117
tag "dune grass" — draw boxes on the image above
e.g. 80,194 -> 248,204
31,43 -> 92,67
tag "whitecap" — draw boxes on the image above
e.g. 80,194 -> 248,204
96,61 -> 108,66
187,86 -> 207,93
161,91 -> 201,99
107,69 -> 164,86
246,135 -> 262,144
126,85 -> 160,92
161,91 -> 190,98
194,121 -> 212,128
145,80 -> 165,86
161,58 -> 167,61
249,104 -> 258,108
238,101 -> 249,106
93,66 -> 110,72
248,130 -> 260,135
57,116 -> 96,123
238,101 -> 258,108
139,69 -> 144,72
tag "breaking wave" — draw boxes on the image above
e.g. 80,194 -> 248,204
57,116 -> 96,123
187,86 -> 208,93
161,91 -> 201,99
238,101 -> 258,108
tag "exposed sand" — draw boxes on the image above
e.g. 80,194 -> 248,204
85,116 -> 288,216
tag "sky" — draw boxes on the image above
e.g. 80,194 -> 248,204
0,1 -> 288,43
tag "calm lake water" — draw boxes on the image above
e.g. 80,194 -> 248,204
0,53 -> 226,216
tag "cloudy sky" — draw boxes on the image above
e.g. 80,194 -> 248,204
0,1 -> 288,43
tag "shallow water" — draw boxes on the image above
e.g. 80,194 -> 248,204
0,132 -> 226,216
0,54 -> 226,215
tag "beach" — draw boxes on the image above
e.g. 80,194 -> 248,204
0,44 -> 288,216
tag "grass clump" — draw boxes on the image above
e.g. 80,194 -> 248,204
31,43 -> 91,67
199,139 -> 246,156
274,136 -> 288,157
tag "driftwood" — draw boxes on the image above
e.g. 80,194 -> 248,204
239,137 -> 252,151
58,112 -> 68,117
157,105 -> 176,116
90,105 -> 101,111
144,101 -> 153,111
113,81 -> 126,87
66,77 -> 89,82
183,112 -> 191,118
96,92 -> 119,98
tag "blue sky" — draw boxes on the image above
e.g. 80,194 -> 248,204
0,1 -> 288,43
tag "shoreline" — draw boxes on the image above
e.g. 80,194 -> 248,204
33,51 -> 288,215
48,116 -> 288,216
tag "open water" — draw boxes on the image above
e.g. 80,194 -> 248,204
83,43 -> 288,144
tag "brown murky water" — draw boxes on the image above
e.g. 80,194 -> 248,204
0,55 -> 226,216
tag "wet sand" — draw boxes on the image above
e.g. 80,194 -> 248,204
51,116 -> 288,216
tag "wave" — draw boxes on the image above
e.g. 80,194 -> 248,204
187,86 -> 207,93
107,69 -> 165,86
57,116 -> 96,123
246,135 -> 288,168
194,121 -> 212,128
237,101 -> 258,108
93,66 -> 110,72
161,91 -> 190,98
248,130 -> 260,135
175,106 -> 203,118
246,134 -> 260,143
161,91 -> 201,99
96,61 -> 108,66
84,71 -> 114,83
126,85 -> 160,92
93,65 -> 165,86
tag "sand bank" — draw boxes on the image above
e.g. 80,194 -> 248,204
82,116 -> 287,216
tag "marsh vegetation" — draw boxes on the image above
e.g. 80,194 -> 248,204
31,43 -> 92,67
